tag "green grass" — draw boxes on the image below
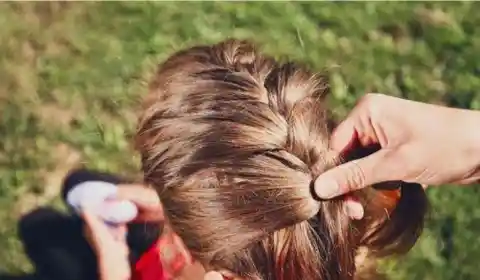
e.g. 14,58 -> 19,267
1,2 -> 479,279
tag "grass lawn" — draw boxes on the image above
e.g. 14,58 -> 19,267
1,2 -> 479,279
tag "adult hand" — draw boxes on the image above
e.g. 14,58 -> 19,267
315,94 -> 480,202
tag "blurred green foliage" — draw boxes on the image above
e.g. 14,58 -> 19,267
0,2 -> 479,279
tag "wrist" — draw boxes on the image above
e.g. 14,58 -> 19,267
461,109 -> 480,182
97,253 -> 131,280
466,110 -> 480,155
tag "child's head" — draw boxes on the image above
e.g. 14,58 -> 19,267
134,39 -> 427,280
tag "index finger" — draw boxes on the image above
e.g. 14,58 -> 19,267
331,93 -> 386,153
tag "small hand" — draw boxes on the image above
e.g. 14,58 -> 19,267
116,184 -> 164,222
83,210 -> 130,280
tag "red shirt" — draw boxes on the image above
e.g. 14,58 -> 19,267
132,231 -> 190,280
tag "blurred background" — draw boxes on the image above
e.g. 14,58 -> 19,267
0,2 -> 479,280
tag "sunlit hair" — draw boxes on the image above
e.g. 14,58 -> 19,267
134,39 -> 428,280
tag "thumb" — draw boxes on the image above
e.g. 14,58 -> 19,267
314,149 -> 393,199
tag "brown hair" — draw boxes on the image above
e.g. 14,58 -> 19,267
134,39 -> 428,280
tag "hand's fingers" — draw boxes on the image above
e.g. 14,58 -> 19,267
83,211 -> 130,260
134,210 -> 165,222
83,210 -> 111,237
330,118 -> 357,153
82,210 -> 114,249
204,271 -> 224,280
109,224 -> 127,242
314,149 -> 393,199
330,97 -> 367,153
344,197 -> 364,220
116,185 -> 164,221
83,210 -> 127,241
117,184 -> 161,208
331,93 -> 388,153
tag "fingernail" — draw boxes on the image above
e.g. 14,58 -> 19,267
314,178 -> 341,199
345,200 -> 364,220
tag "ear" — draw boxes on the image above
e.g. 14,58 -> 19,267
212,270 -> 248,280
